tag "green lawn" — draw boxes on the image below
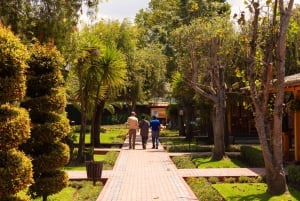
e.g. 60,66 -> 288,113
63,154 -> 106,171
213,183 -> 300,201
72,125 -> 127,144
192,155 -> 247,168
18,181 -> 103,201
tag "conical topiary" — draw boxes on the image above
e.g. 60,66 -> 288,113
21,42 -> 70,200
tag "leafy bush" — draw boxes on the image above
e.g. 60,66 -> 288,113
208,176 -> 219,184
0,149 -> 33,197
224,177 -> 236,183
171,156 -> 196,169
240,145 -> 264,167
167,144 -> 212,152
103,151 -> 119,170
186,177 -> 223,200
0,25 -> 33,200
288,165 -> 300,187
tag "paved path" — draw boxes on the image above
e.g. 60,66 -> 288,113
67,134 -> 265,201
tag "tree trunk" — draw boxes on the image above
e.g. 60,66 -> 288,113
212,102 -> 226,160
184,102 -> 194,140
93,100 -> 105,147
77,67 -> 88,163
255,112 -> 287,195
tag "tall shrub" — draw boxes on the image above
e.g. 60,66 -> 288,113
21,43 -> 70,201
0,25 -> 33,201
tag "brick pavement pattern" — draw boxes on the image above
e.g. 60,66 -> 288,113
96,134 -> 198,201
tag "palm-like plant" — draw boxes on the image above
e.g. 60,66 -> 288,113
90,45 -> 127,147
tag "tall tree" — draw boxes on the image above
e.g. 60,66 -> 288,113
239,0 -> 294,195
172,16 -> 236,160
0,0 -> 100,54
90,45 -> 127,147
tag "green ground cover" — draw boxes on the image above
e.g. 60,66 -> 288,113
64,151 -> 119,171
19,181 -> 103,201
192,155 -> 247,168
213,183 -> 300,201
172,155 -> 246,168
72,125 -> 127,144
63,154 -> 106,170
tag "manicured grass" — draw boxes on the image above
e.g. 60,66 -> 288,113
18,181 -> 103,201
72,126 -> 127,144
192,155 -> 247,168
172,155 -> 246,169
160,129 -> 179,137
213,183 -> 300,201
63,154 -> 106,171
65,151 -> 119,171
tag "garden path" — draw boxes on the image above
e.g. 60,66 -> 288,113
67,134 -> 265,201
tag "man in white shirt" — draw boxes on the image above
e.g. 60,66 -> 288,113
127,111 -> 139,149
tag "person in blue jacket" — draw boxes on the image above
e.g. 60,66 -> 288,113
150,115 -> 161,149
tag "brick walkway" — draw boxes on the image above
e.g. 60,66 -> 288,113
67,134 -> 265,201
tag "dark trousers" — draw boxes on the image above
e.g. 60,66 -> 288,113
128,129 -> 136,149
151,130 -> 159,148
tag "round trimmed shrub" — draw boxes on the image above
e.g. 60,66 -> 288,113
0,25 -> 29,103
32,142 -> 70,172
29,170 -> 68,199
0,149 -> 33,198
0,105 -> 31,150
21,89 -> 67,112
30,115 -> 70,143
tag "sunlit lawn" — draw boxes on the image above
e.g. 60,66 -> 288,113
18,181 -> 103,201
213,183 -> 300,201
192,156 -> 247,168
72,125 -> 127,144
63,154 -> 106,171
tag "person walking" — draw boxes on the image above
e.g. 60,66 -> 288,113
150,115 -> 161,149
139,115 -> 150,149
127,111 -> 139,149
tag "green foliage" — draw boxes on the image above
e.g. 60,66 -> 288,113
287,99 -> 300,111
0,25 -> 29,103
186,177 -> 223,201
224,177 -> 236,183
159,129 -> 179,137
0,105 -> 30,150
0,25 -> 33,199
166,144 -> 212,152
103,151 -> 119,170
31,142 -> 70,173
22,88 -> 67,112
192,156 -> 247,168
213,183 -> 300,201
22,42 -> 71,200
0,149 -> 33,198
29,170 -> 68,199
171,156 -> 196,169
30,114 -> 70,143
208,176 -> 219,184
166,143 -> 210,152
240,145 -> 265,167
288,165 -> 300,185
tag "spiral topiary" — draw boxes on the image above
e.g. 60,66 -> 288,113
0,24 -> 33,201
22,42 -> 71,200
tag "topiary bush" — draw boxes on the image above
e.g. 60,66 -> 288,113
21,43 -> 70,200
0,24 -> 33,201
287,165 -> 300,190
240,145 -> 265,167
